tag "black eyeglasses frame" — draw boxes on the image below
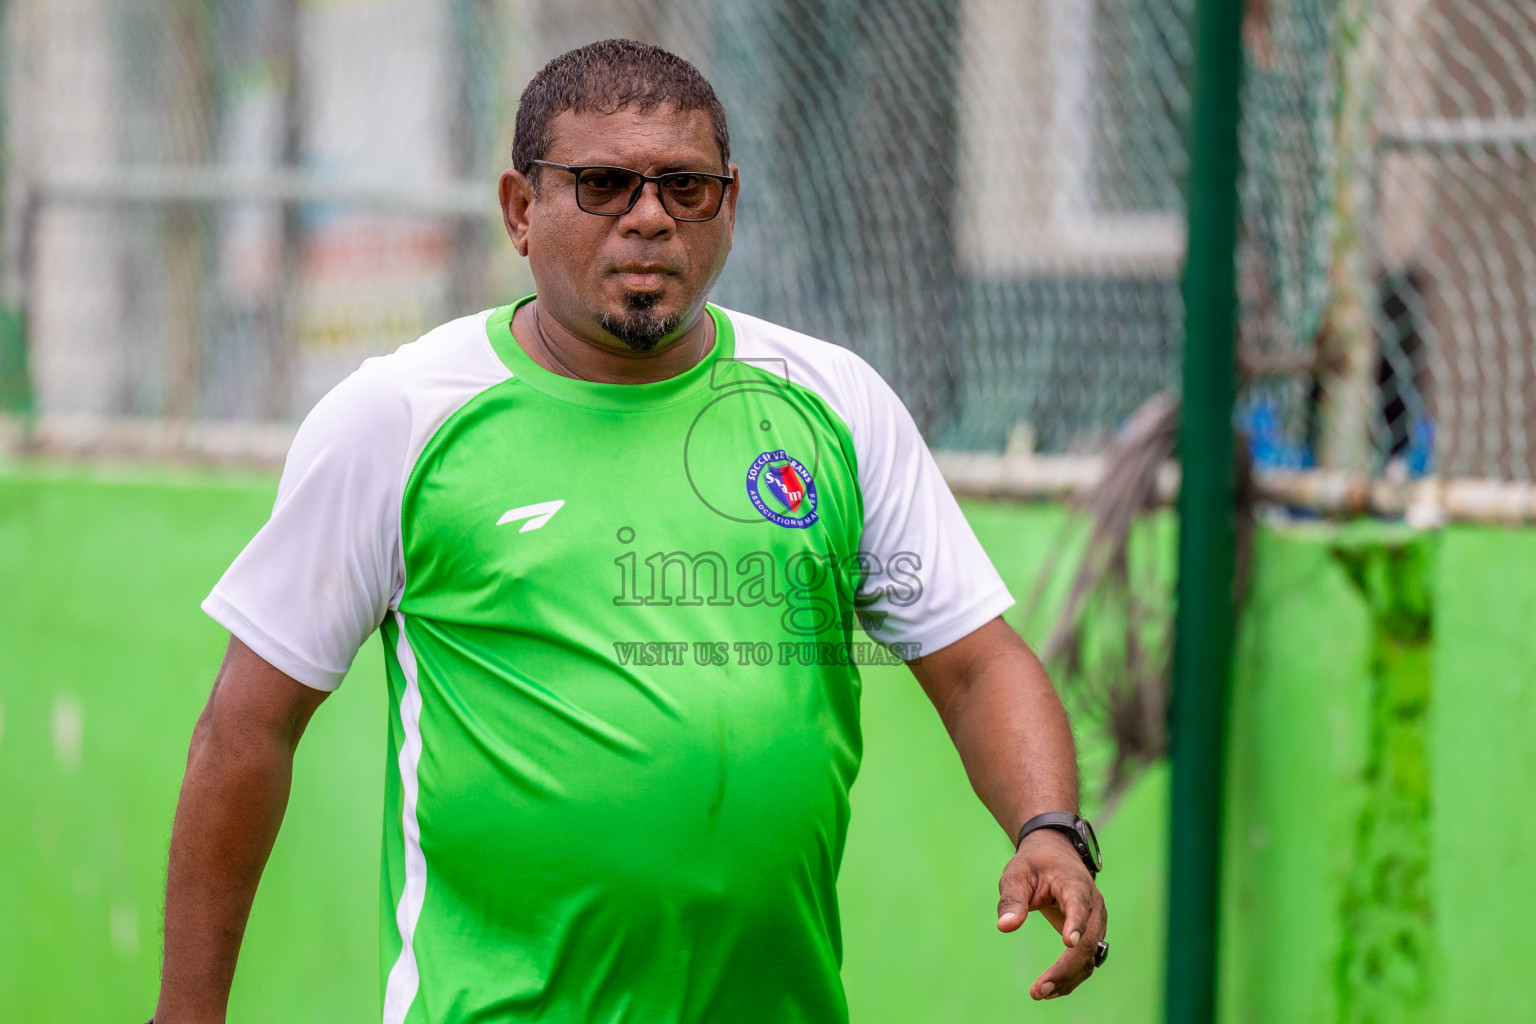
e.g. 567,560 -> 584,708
528,160 -> 736,222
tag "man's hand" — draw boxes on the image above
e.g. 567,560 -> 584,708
909,617 -> 1107,1000
996,830 -> 1108,1000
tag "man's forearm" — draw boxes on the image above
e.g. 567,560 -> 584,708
925,637 -> 1079,840
156,711 -> 297,1023
916,621 -> 1107,999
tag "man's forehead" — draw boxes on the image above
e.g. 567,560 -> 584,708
544,106 -> 721,168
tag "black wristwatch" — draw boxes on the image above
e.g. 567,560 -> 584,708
1015,812 -> 1102,877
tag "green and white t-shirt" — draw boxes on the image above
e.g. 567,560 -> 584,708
205,297 -> 1013,1024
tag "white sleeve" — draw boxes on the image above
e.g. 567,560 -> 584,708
201,363 -> 407,690
847,358 -> 1015,656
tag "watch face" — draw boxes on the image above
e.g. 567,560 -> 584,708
1077,818 -> 1103,872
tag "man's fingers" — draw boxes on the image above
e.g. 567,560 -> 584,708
1027,878 -> 1108,999
1050,878 -> 1095,948
1030,910 -> 1100,998
1031,942 -> 1095,1000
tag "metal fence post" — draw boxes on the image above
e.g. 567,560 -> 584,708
1166,0 -> 1245,1021
0,6 -> 32,418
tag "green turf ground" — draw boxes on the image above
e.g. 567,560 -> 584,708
5,463 -> 1535,1021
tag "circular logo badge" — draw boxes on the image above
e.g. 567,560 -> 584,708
746,449 -> 819,528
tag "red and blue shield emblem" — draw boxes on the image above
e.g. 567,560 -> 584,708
747,450 -> 819,528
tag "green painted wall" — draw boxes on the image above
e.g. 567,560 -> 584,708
1219,525 -> 1375,1024
0,468 -> 386,1022
1428,527 -> 1536,1023
1,466 -> 1532,1022
1217,524 -> 1536,1024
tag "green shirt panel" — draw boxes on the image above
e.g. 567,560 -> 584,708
386,301 -> 870,1022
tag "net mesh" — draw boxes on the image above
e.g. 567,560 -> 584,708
2,0 -> 1534,480
1239,0 -> 1536,480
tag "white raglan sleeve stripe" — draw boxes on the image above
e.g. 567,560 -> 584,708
723,309 -> 1015,657
200,357 -> 410,691
382,610 -> 428,1024
839,354 -> 1015,655
201,310 -> 508,689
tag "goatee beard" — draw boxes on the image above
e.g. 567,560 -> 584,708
598,291 -> 681,352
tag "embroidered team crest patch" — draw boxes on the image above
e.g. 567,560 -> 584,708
746,450 -> 819,528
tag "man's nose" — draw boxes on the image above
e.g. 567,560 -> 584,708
620,181 -> 674,237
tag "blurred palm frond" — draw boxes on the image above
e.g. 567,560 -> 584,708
1025,392 -> 1253,810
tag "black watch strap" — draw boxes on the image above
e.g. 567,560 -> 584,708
1015,811 -> 1103,877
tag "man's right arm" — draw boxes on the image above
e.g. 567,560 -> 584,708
155,636 -> 329,1024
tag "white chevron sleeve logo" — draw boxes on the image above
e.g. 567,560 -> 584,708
496,499 -> 566,532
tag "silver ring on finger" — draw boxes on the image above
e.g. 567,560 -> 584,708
1094,940 -> 1109,967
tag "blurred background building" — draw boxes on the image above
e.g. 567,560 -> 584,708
4,0 -> 1530,482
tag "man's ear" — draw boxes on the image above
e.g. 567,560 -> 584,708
499,168 -> 534,257
723,163 -> 741,252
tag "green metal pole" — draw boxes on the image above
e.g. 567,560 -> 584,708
1166,0 -> 1245,1021
0,0 -> 34,416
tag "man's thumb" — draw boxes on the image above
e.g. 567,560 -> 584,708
997,889 -> 1029,933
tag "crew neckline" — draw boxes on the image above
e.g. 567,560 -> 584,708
487,295 -> 735,410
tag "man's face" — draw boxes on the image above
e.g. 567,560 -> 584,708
501,105 -> 739,352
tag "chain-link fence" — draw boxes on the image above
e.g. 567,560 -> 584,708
1239,0 -> 1536,481
1,0 -> 1533,482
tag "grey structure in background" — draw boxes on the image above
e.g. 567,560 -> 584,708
3,0 -> 1535,479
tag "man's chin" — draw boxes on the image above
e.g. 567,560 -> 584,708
617,286 -> 666,311
597,304 -> 683,352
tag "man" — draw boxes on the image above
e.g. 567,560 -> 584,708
156,39 -> 1106,1024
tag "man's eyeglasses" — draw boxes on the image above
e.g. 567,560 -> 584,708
530,160 -> 735,222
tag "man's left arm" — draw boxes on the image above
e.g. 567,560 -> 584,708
907,616 -> 1107,1001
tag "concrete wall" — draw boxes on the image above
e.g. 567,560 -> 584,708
1,466 -> 1532,1021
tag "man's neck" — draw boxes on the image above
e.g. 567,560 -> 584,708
511,299 -> 715,385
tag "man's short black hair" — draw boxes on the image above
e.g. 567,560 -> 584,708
513,39 -> 731,185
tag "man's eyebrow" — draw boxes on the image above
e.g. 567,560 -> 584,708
655,158 -> 724,173
555,157 -> 713,173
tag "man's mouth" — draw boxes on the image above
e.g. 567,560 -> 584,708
612,265 -> 674,290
